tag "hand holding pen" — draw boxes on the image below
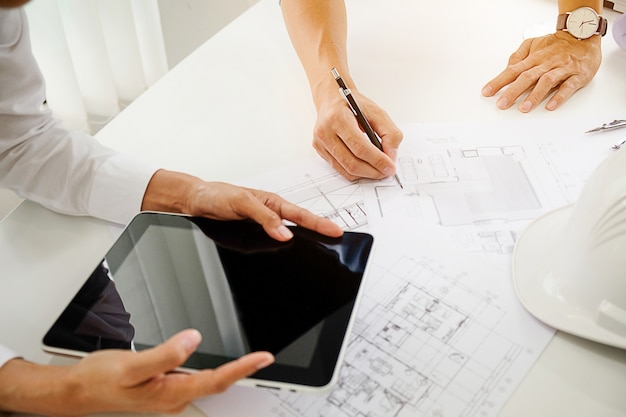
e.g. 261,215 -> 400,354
330,68 -> 403,188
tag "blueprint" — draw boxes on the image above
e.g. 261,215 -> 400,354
196,225 -> 553,417
362,121 -> 613,266
195,120 -> 614,417
255,158 -> 368,231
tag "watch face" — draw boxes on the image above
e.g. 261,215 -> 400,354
566,7 -> 600,39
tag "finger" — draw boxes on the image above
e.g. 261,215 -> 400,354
507,38 -> 532,66
187,352 -> 275,397
313,117 -> 376,180
121,329 -> 202,385
225,192 -> 295,241
341,133 -> 396,179
313,144 -> 360,182
322,111 -> 391,179
151,352 -> 274,406
371,113 -> 403,159
245,189 -> 343,239
316,136 -> 383,180
130,351 -> 274,411
220,190 -> 317,242
482,39 -> 533,97
517,67 -> 569,113
494,64 -> 550,110
351,96 -> 402,173
544,75 -> 585,111
274,199 -> 344,238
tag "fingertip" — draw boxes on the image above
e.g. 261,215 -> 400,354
383,166 -> 395,177
388,147 -> 398,162
275,224 -> 294,240
265,223 -> 293,241
178,329 -> 202,354
481,85 -> 493,97
324,221 -> 344,238
254,352 -> 275,370
518,100 -> 532,113
126,329 -> 202,381
546,99 -> 558,111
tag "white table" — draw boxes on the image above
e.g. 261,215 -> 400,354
2,1 -> 626,416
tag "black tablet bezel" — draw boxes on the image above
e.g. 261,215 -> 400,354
42,212 -> 373,391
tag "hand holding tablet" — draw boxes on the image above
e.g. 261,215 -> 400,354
43,212 -> 374,392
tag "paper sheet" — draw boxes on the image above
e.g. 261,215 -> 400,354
194,120 -> 618,417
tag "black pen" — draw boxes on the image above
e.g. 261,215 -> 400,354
331,68 -> 403,188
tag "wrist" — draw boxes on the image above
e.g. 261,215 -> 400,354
311,67 -> 356,113
141,169 -> 203,215
554,29 -> 602,46
558,1 -> 602,14
0,358 -> 77,415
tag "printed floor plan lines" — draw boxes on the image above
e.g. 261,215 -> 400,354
277,172 -> 367,231
362,124 -> 593,262
239,161 -> 370,231
370,144 -> 565,226
195,120 -> 601,417
267,254 -> 528,417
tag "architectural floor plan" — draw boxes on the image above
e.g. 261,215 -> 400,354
362,121 -> 611,266
197,227 -> 552,417
196,120 -> 612,417
264,241 -> 546,417
272,169 -> 367,231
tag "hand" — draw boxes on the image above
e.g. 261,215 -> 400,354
185,181 -> 345,240
312,88 -> 403,181
481,31 -> 602,112
142,171 -> 344,241
0,329 -> 274,416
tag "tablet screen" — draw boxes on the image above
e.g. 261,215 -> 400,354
43,212 -> 373,390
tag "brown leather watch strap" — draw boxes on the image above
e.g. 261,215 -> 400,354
556,13 -> 567,31
598,17 -> 608,36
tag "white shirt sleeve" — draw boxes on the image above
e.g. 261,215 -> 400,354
0,8 -> 159,225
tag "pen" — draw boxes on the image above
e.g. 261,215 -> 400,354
331,68 -> 403,189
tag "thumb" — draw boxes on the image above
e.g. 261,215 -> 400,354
122,329 -> 202,385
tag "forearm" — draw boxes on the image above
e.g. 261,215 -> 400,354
0,358 -> 75,416
558,0 -> 602,13
280,0 -> 352,109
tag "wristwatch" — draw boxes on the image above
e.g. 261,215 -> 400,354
557,7 -> 608,40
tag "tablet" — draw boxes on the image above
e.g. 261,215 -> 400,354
42,212 -> 374,392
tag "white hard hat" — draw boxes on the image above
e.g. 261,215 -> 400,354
513,148 -> 626,349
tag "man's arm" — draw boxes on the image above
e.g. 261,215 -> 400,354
280,0 -> 402,181
481,0 -> 603,112
280,0 -> 350,108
